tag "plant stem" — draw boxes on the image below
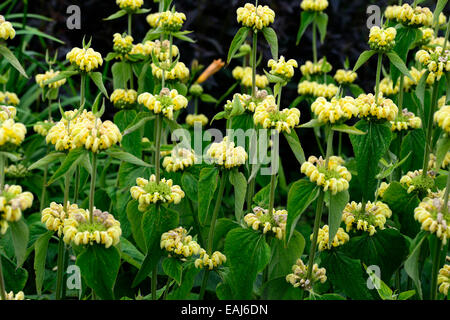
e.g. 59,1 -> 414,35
73,165 -> 80,204
267,172 -> 277,217
154,114 -> 162,182
0,253 -> 6,300
199,170 -> 228,299
306,190 -> 325,281
0,155 -> 5,190
128,13 -> 132,36
89,153 -> 97,223
251,31 -> 258,98
422,82 -> 439,178
188,198 -> 204,246
443,172 -> 450,214
80,73 -> 86,111
312,20 -> 317,64
374,53 -> 383,104
430,238 -> 442,300
325,126 -> 334,166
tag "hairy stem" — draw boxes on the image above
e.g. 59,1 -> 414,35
312,19 -> 317,64
251,31 -> 258,98
422,82 -> 439,178
306,190 -> 325,282
155,114 -> 162,182
89,153 -> 97,223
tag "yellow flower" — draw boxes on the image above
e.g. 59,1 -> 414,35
1,291 -> 24,300
300,58 -> 332,77
110,89 -> 137,109
5,164 -> 29,179
253,98 -> 300,133
434,105 -> 450,134
244,206 -> 287,240
438,264 -> 450,296
297,80 -> 339,99
376,182 -> 390,198
66,47 -> 103,73
148,10 -> 186,32
0,91 -> 20,106
233,66 -> 269,88
315,225 -> 349,251
379,77 -> 400,96
400,169 -> 435,196
130,175 -> 185,211
300,0 -> 328,12
186,114 -> 208,127
418,27 -> 434,46
0,184 -> 33,235
311,96 -> 358,124
268,56 -> 298,80
368,26 -> 397,52
356,93 -> 398,121
414,196 -> 450,244
144,40 -> 179,62
0,15 -> 15,40
224,92 -> 271,113
113,33 -> 134,56
286,258 -> 327,290
162,147 -> 196,172
63,207 -> 122,248
416,46 -> 450,82
35,70 -> 67,89
146,13 -> 161,28
0,105 -> 16,121
33,120 -> 54,137
116,0 -> 143,11
334,69 -> 357,85
161,227 -> 201,259
301,156 -> 351,195
403,67 -> 434,90
390,108 -> 422,132
385,4 -> 433,27
206,136 -> 248,169
438,96 -> 447,108
195,250 -> 226,270
151,61 -> 190,82
138,88 -> 188,120
236,3 -> 275,30
0,119 -> 26,147
41,202 -> 80,237
342,201 -> 392,236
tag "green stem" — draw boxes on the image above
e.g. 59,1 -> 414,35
422,82 -> 439,177
251,31 -> 258,98
128,13 -> 132,37
0,251 -> 6,300
40,165 -> 48,212
89,153 -> 97,223
312,20 -> 317,64
0,155 -> 5,190
374,53 -> 383,104
325,126 -> 334,166
267,173 -> 277,217
80,73 -> 86,111
155,114 -> 162,182
306,190 -> 325,282
443,172 -> 450,214
188,198 -> 204,246
338,132 -> 342,157
198,269 -> 210,300
398,75 -> 405,111
430,238 -> 442,300
73,165 -> 80,204
246,178 -> 256,211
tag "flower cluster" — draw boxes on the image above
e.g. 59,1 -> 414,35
0,118 -> 27,148
244,206 -> 287,240
130,175 -> 185,212
1,291 -> 24,300
379,77 -> 399,96
385,4 -> 433,27
146,40 -> 179,61
162,147 -> 196,172
41,202 -> 80,236
297,80 -> 339,99
33,120 -> 54,137
311,96 -> 358,124
116,0 -> 143,11
147,11 -> 186,32
206,136 -> 248,169
300,0 -> 329,12
232,66 -> 269,89
438,264 -> 450,296
315,225 -> 350,251
113,33 -> 134,56
0,185 -> 33,234
160,227 -> 201,259
301,156 -> 351,195
268,56 -> 298,80
300,58 -> 332,77
63,207 -> 122,248
224,91 -> 273,113
151,61 -> 190,82
434,105 -> 450,134
236,3 -> 275,30
400,170 -> 435,196
195,250 -> 227,270
0,105 -> 16,121
186,114 -> 208,127
368,26 -> 397,52
0,91 -> 19,106
404,67 -> 434,90
5,164 -> 29,179
416,46 -> 450,82
334,69 -> 357,85
376,181 -> 390,198
138,88 -> 188,120
66,47 -> 103,73
342,201 -> 392,236
414,196 -> 450,244
254,104 -> 300,133
355,93 -> 399,121
0,15 -> 15,40
286,259 -> 327,290
110,89 -> 137,109
390,108 -> 422,132
35,70 -> 67,89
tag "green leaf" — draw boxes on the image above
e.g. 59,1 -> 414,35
33,231 -> 53,295
43,70 -> 78,86
315,13 -> 328,43
104,9 -> 127,20
223,228 -> 271,299
0,151 -> 20,162
198,167 -> 219,226
353,50 -> 376,72
400,129 -> 426,173
126,200 -> 146,252
47,148 -> 87,185
181,172 -> 198,202
162,258 -> 183,285
141,206 -> 179,255
415,70 -> 429,109
397,290 -> 416,300
0,45 -> 28,78
433,0 -> 448,26
328,190 -> 349,246
286,179 -> 320,243
227,27 -> 250,63
123,116 -> 154,136
261,27 -> 278,60
364,264 -> 394,300
105,149 -> 152,167
349,120 -> 392,202
76,245 -> 121,300
296,11 -> 315,45
389,26 -> 420,83
9,219 -> 29,267
172,31 -> 195,43
386,51 -> 412,80
89,72 -> 109,98
229,170 -> 247,222
28,152 -> 65,171
404,230 -> 427,299
252,182 -> 273,208
199,94 -> 217,104
0,254 -> 28,293
435,135 -> 450,170
332,123 -> 367,135
283,130 -> 306,165
299,119 -> 322,128
112,62 -> 131,89
261,277 -> 304,300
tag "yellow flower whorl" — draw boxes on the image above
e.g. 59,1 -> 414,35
35,70 -> 67,89
0,16 -> 15,40
416,46 -> 450,82
1,291 -> 24,300
66,47 -> 103,73
0,92 -> 20,106
253,95 -> 300,133
186,114 -> 208,127
334,69 -> 357,85
0,119 -> 26,147
368,26 -> 397,52
434,105 -> 450,134
414,196 -> 450,245
162,147 -> 196,172
236,3 -> 275,30
110,89 -> 137,109
300,58 -> 332,77
151,61 -> 190,82
268,56 -> 298,80
138,88 -> 188,120
438,264 -> 450,296
314,225 -> 350,251
41,202 -> 81,237
147,11 -> 186,31
161,227 -> 201,259
244,206 -> 287,240
385,4 -> 433,27
286,258 -> 327,289
206,136 -> 248,169
300,0 -> 329,12
0,184 -> 33,235
232,66 -> 269,89
356,93 -> 398,121
311,96 -> 358,124
390,108 -> 422,132
113,33 -> 134,56
342,201 -> 392,236
195,250 -> 226,270
116,0 -> 143,11
297,80 -> 339,99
